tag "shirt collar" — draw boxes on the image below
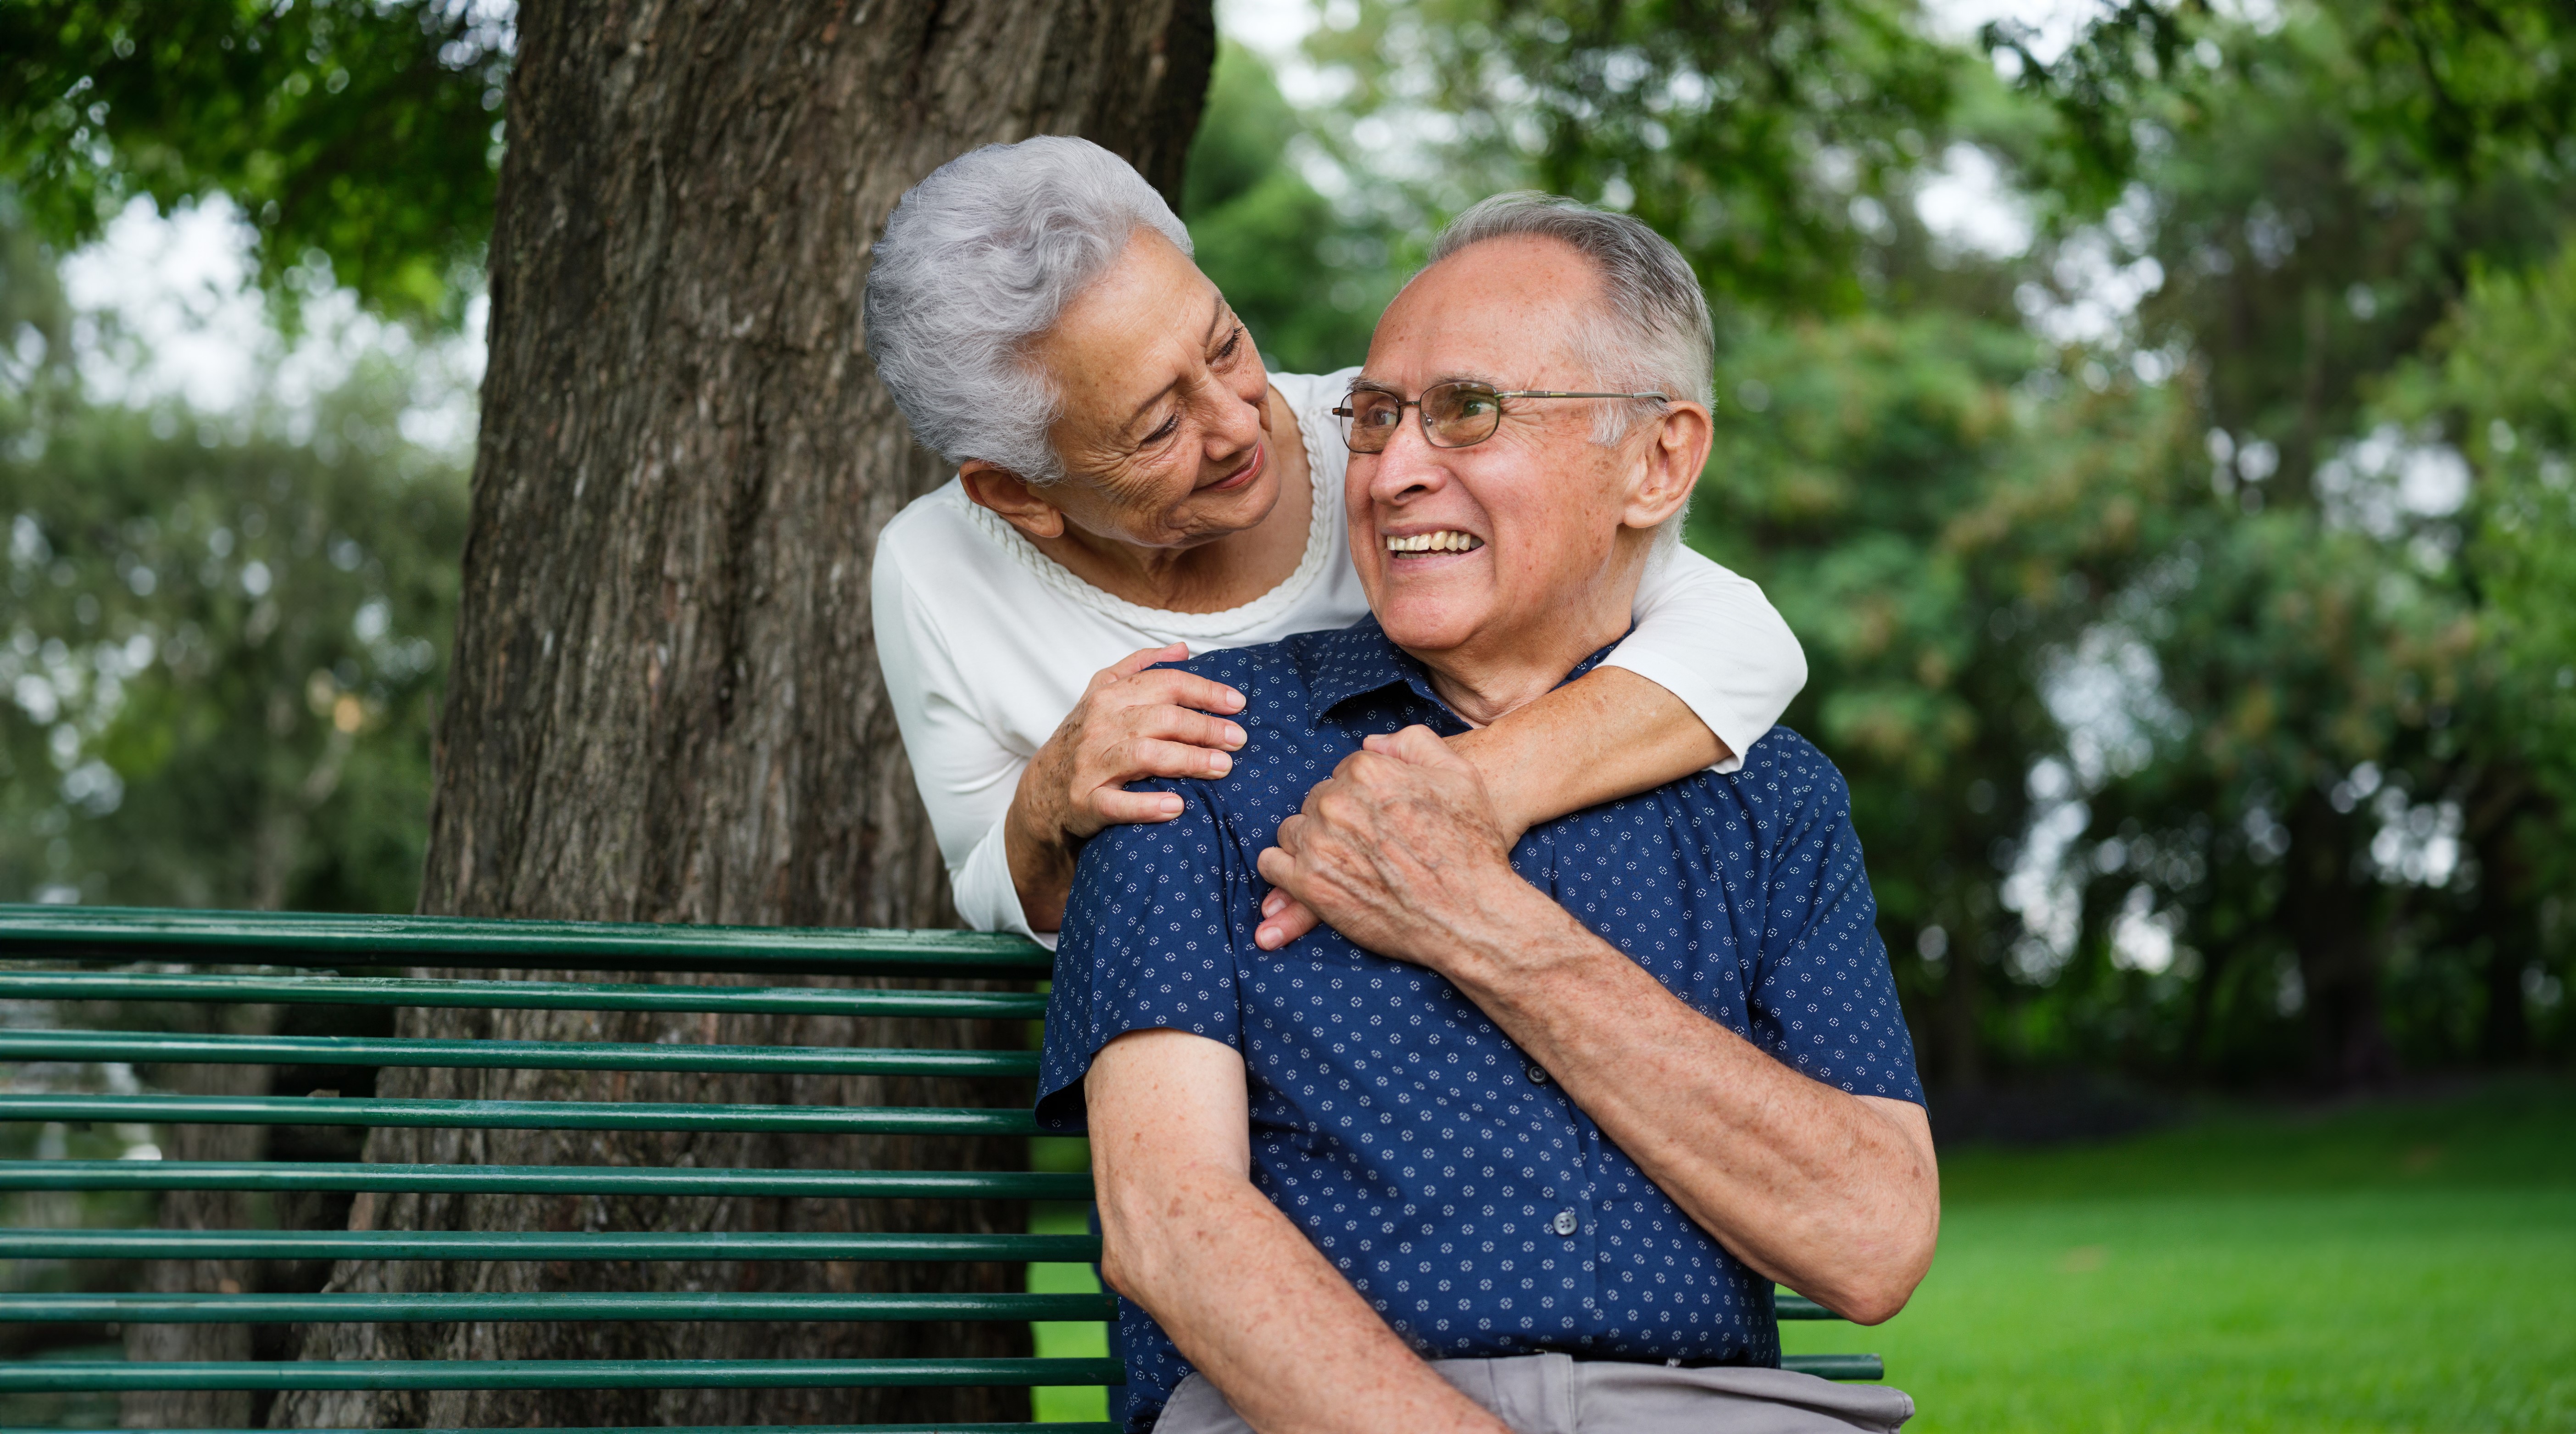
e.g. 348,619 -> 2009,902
1302,614 -> 1626,726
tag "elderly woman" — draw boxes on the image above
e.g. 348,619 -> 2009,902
865,136 -> 1805,947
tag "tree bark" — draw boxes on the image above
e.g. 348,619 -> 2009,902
2284,788 -> 2394,1088
278,2 -> 1212,1426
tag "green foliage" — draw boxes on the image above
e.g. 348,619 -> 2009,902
1305,0 -> 1966,315
1992,0 -> 2576,213
0,0 -> 508,324
1182,42 -> 1402,375
0,359 -> 469,912
2395,241 -> 2576,803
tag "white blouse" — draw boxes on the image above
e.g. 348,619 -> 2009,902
871,368 -> 1809,944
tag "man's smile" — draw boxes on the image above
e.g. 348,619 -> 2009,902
1383,528 -> 1486,556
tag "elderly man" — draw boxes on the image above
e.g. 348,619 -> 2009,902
1038,194 -> 1937,1434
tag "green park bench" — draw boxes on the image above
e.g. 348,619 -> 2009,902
0,904 -> 1883,1432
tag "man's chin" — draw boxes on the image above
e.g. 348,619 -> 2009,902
1374,598 -> 1488,658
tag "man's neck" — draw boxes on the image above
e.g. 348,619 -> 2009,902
1412,564 -> 1646,727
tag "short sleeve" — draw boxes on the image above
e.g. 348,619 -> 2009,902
1035,783 -> 1258,1132
1609,544 -> 1808,774
1740,739 -> 1925,1106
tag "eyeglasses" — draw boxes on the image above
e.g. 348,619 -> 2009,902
1332,380 -> 1668,454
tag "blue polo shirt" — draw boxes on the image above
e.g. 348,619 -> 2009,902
1037,617 -> 1922,1432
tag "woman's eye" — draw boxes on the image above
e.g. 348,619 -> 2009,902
1146,414 -> 1181,444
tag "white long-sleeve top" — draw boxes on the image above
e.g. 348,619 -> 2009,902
871,368 -> 1810,946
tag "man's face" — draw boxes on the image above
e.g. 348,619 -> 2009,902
1346,236 -> 1680,675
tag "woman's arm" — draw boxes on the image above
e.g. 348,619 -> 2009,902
1255,545 -> 1807,949
1470,544 -> 1807,822
872,546 -> 1044,937
999,644 -> 1246,932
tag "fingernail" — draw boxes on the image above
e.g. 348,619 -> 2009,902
1208,753 -> 1232,776
1158,795 -> 1183,815
1223,723 -> 1246,748
1224,687 -> 1246,709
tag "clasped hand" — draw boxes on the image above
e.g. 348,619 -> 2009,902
1254,725 -> 1530,965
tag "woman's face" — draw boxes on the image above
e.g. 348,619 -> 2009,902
1023,230 -> 1278,550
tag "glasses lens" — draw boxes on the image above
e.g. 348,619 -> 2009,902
1341,391 -> 1404,452
1421,383 -> 1503,448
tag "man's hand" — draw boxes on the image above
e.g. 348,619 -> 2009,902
1254,725 -> 1536,964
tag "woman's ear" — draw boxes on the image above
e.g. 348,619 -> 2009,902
1622,401 -> 1713,531
959,460 -> 1069,541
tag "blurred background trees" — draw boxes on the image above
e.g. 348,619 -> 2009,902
5,0 -> 2572,1092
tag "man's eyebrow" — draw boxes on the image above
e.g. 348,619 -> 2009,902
1348,370 -> 1510,393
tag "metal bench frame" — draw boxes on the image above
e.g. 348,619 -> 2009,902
0,904 -> 1881,1433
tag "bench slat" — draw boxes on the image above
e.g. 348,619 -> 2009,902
38,1427 -> 1117,1434
0,1357 -> 1127,1391
0,1291 -> 1118,1322
23,1427 -> 1117,1434
0,1161 -> 1087,1200
0,1356 -> 1879,1390
0,971 -> 1049,1020
0,1029 -> 1037,1078
0,1094 -> 1039,1136
0,905 -> 1052,977
0,1229 -> 1100,1261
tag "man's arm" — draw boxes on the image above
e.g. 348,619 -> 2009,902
1261,668 -> 1721,949
1255,729 -> 1939,1324
1260,548 -> 1808,948
1086,1029 -> 1508,1434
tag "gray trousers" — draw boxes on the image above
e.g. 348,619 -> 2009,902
1158,1353 -> 1915,1434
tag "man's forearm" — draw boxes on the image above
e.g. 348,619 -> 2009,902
1441,891 -> 1939,1322
1099,1165 -> 1502,1434
1447,666 -> 1724,837
1088,1030 -> 1505,1434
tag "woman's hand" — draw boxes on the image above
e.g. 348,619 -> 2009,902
1005,643 -> 1248,932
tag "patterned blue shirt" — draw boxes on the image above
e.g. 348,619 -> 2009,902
1038,617 -> 1922,1432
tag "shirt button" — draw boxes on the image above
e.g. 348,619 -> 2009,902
1526,1064 -> 1550,1084
1552,1209 -> 1579,1237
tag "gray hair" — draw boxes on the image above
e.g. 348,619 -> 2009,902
865,136 -> 1193,485
1429,192 -> 1714,446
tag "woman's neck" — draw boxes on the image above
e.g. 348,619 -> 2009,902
1026,386 -> 1316,615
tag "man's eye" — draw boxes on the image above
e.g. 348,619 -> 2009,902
1214,326 -> 1245,363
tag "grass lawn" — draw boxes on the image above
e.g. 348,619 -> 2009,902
1034,1080 -> 2576,1430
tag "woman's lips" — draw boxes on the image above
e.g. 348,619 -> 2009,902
1201,441 -> 1265,493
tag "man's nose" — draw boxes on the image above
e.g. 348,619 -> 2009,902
1364,405 -> 1452,505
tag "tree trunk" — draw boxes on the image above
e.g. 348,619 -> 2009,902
2284,788 -> 2393,1088
278,2 -> 1212,1427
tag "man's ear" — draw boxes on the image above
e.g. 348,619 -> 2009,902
959,460 -> 1069,541
1621,400 -> 1713,531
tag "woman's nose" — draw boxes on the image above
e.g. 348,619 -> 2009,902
1198,371 -> 1264,456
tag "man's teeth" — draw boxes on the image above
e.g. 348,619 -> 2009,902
1384,531 -> 1485,553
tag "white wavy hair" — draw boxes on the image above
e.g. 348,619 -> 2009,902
1429,192 -> 1713,543
865,136 -> 1193,485
1430,192 -> 1715,444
